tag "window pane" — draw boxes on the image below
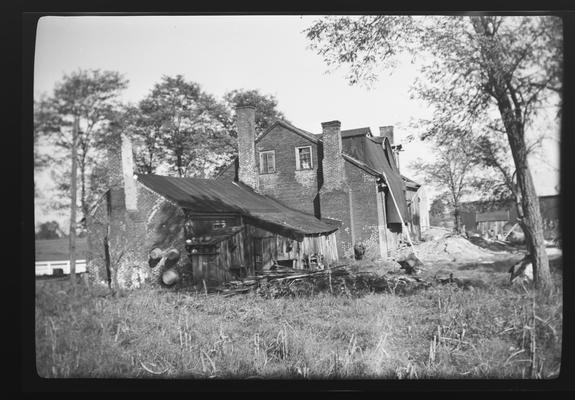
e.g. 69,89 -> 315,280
298,147 -> 311,169
261,151 -> 275,173
267,153 -> 275,172
260,153 -> 267,173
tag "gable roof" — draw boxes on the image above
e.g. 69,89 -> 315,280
136,174 -> 337,239
341,127 -> 373,138
256,120 -> 320,144
342,134 -> 408,223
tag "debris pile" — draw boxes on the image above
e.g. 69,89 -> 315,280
408,234 -> 503,264
216,265 -> 440,298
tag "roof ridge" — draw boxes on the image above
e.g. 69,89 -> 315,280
256,120 -> 320,144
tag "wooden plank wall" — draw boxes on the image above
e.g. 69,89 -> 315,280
301,233 -> 338,265
190,224 -> 339,285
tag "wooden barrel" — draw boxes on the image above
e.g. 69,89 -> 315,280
162,269 -> 180,286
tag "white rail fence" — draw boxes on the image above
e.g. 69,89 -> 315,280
35,260 -> 87,276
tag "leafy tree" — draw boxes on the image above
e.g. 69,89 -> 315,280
137,75 -> 233,177
306,15 -> 562,291
35,69 -> 128,284
124,101 -> 166,175
223,89 -> 289,136
35,221 -> 64,240
429,196 -> 447,219
410,135 -> 481,233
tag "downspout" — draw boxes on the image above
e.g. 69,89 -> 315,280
348,189 -> 356,245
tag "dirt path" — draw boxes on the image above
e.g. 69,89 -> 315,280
401,234 -> 562,286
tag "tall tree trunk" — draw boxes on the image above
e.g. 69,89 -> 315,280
491,77 -> 551,290
471,16 -> 552,292
177,153 -> 183,177
453,202 -> 461,233
506,128 -> 551,291
69,115 -> 79,286
80,152 -> 88,227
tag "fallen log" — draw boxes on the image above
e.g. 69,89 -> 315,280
162,268 -> 180,286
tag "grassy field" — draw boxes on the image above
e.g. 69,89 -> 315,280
35,238 -> 88,262
35,259 -> 563,380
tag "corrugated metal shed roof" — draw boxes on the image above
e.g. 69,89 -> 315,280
136,174 -> 337,237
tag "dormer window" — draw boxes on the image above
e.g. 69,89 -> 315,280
295,146 -> 313,170
259,150 -> 276,174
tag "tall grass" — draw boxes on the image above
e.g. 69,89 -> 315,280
35,275 -> 562,379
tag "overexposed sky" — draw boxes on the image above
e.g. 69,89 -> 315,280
34,15 -> 560,227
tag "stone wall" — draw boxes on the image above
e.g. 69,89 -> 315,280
86,182 -> 191,289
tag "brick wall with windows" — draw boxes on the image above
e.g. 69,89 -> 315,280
256,125 -> 321,216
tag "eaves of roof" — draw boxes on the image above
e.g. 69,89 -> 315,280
256,120 -> 320,144
342,154 -> 382,177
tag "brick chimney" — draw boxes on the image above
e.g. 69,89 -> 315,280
107,132 -> 138,212
379,125 -> 400,170
236,105 -> 258,190
321,120 -> 345,190
379,126 -> 394,145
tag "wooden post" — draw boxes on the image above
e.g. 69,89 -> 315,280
381,172 -> 418,258
69,115 -> 79,286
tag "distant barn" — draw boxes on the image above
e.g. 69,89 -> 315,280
460,195 -> 560,240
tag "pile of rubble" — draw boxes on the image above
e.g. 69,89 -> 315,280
407,234 -> 506,264
214,264 -> 474,299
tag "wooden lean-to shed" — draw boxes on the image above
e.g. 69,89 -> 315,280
136,174 -> 339,286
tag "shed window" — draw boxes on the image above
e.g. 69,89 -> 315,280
295,146 -> 313,170
212,220 -> 226,230
259,150 -> 276,174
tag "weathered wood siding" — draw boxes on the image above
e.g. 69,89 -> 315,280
187,221 -> 338,285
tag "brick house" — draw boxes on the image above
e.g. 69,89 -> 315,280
218,107 -> 424,258
87,105 -> 425,289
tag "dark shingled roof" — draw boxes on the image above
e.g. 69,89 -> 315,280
341,127 -> 373,138
136,174 -> 337,239
342,135 -> 408,223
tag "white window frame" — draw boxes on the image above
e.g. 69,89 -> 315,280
295,146 -> 313,170
259,150 -> 276,174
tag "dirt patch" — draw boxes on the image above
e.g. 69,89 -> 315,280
467,236 -> 524,252
409,234 -> 512,264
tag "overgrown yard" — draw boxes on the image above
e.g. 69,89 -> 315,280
35,257 -> 563,379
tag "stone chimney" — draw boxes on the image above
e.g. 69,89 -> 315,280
379,126 -> 394,145
321,120 -> 345,190
236,105 -> 258,190
107,133 -> 138,212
